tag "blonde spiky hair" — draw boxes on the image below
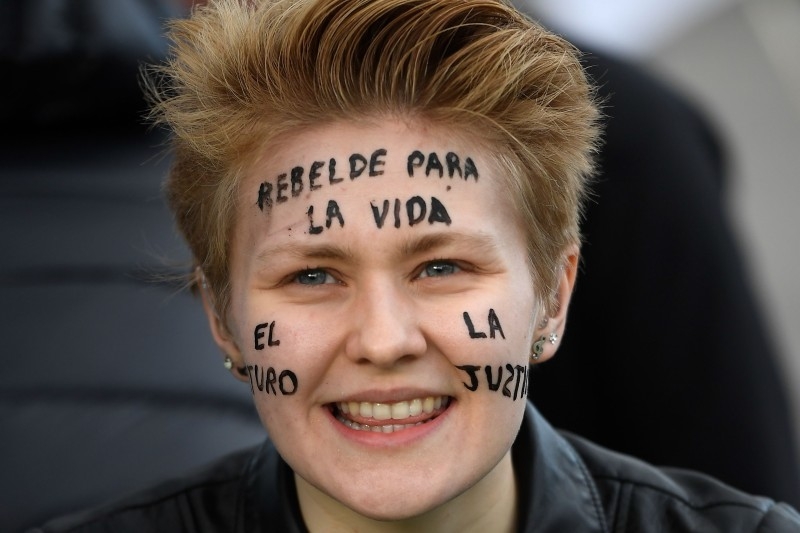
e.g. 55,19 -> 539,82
148,0 -> 600,319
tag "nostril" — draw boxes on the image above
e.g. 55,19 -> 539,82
354,351 -> 419,367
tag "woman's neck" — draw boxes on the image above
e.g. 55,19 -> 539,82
295,451 -> 517,533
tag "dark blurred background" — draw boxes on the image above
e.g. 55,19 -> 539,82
526,0 -> 800,419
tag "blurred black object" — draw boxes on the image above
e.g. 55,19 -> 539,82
529,47 -> 800,508
0,0 -> 182,134
1,3 -> 264,533
1,2 -> 798,532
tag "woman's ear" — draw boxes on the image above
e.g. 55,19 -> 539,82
196,268 -> 250,383
532,245 -> 580,363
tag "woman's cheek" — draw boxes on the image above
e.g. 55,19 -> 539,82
451,305 -> 532,402
451,304 -> 528,361
241,317 -> 302,400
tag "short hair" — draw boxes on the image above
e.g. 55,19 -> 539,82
148,0 -> 600,320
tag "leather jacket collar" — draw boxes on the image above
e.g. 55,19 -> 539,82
514,404 -> 608,532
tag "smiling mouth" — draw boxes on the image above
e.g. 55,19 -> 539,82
330,396 -> 452,433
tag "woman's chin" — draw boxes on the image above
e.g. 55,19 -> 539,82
329,481 -> 454,523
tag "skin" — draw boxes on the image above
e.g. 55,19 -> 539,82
201,118 -> 578,532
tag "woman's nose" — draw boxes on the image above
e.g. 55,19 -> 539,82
344,279 -> 427,368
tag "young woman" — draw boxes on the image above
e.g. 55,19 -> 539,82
34,0 -> 800,531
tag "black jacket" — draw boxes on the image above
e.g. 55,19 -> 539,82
32,403 -> 800,532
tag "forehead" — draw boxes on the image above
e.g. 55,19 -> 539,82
234,118 -> 524,258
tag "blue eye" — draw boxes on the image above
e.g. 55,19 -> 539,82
295,269 -> 334,285
419,261 -> 459,278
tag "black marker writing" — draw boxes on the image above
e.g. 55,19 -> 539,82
254,321 -> 281,350
371,200 -> 392,229
407,150 -> 479,182
290,166 -> 304,197
463,157 -> 479,181
349,149 -> 387,179
370,196 -> 451,229
463,313 -> 486,339
256,149 -> 387,212
463,309 -> 505,339
325,199 -> 345,228
246,364 -> 298,396
407,196 -> 426,226
350,153 -> 367,179
445,152 -> 462,178
257,181 -> 273,211
455,364 -> 528,400
425,152 -> 443,177
457,364 -> 481,390
309,161 -> 324,191
307,205 -> 323,235
328,158 -> 342,185
276,173 -> 288,203
306,199 -> 345,234
369,149 -> 387,176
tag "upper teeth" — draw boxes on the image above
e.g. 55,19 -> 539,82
337,396 -> 447,421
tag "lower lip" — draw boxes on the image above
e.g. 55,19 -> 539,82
326,400 -> 455,447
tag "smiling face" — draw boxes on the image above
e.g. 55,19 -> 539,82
204,117 -> 562,526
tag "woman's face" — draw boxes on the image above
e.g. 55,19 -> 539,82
215,118 -> 541,521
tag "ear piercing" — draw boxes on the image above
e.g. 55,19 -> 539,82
532,332 -> 559,361
224,355 -> 249,377
532,336 -> 546,360
196,266 -> 209,290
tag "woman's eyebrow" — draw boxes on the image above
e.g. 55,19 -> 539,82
254,231 -> 498,267
255,242 -> 356,266
398,232 -> 500,259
